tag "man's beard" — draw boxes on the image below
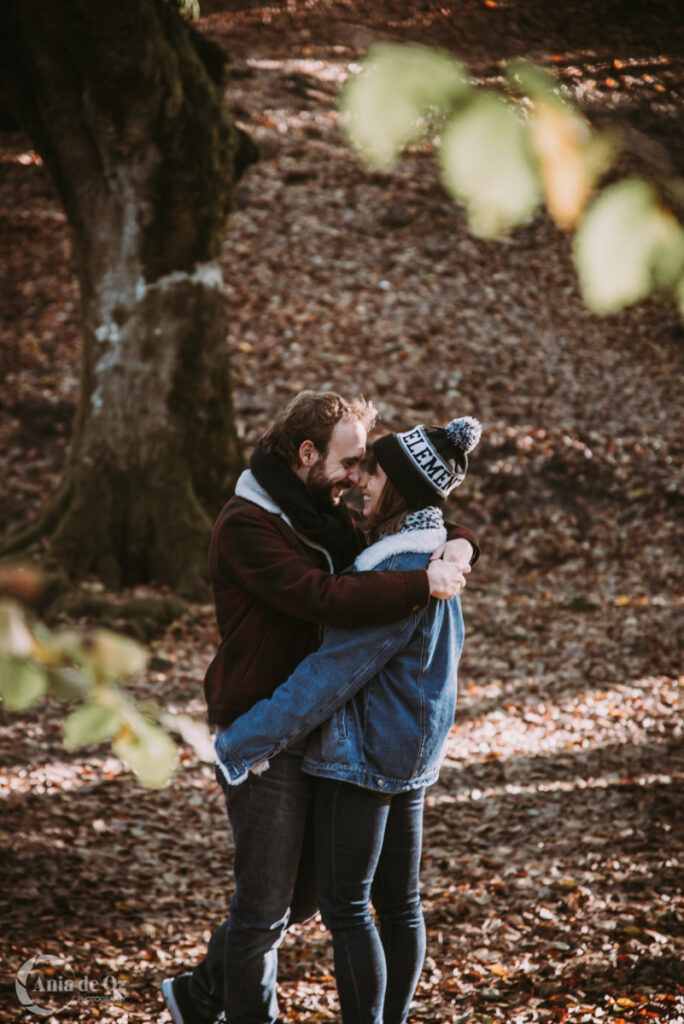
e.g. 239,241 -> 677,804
307,460 -> 344,512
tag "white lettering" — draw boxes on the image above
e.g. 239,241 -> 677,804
398,426 -> 457,495
414,448 -> 435,467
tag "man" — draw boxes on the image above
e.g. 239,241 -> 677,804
163,391 -> 478,1024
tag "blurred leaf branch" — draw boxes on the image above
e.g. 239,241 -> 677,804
0,563 -> 212,788
341,45 -> 684,319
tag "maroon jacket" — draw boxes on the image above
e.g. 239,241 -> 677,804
203,474 -> 479,726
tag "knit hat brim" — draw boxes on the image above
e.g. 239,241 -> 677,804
372,429 -> 466,508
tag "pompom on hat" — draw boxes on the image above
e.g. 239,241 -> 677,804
372,416 -> 481,508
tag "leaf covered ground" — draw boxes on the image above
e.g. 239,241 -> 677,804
0,1 -> 682,1022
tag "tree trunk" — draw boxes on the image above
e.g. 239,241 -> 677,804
0,0 -> 254,593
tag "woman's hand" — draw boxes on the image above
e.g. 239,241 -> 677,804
430,538 -> 474,573
426,560 -> 467,599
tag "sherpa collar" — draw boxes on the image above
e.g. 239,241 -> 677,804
354,508 -> 446,572
235,469 -> 283,516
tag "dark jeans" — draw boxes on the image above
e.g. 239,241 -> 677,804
190,752 -> 317,1024
314,778 -> 427,1024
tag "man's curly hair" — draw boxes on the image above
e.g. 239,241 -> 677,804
258,390 -> 377,466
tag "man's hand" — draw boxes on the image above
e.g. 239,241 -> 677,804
430,538 -> 474,574
426,560 -> 467,600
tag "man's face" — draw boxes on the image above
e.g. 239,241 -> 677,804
307,418 -> 367,510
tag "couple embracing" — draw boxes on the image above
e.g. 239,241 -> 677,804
162,390 -> 481,1024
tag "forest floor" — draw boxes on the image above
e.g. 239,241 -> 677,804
0,1 -> 683,1022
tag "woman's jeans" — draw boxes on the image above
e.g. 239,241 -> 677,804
314,778 -> 427,1024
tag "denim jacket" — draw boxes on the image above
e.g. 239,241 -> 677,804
215,513 -> 465,795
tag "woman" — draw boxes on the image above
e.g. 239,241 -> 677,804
215,414 -> 481,1024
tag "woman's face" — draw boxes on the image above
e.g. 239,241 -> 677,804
362,463 -> 387,518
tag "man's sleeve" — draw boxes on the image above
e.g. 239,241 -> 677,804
218,507 -> 429,628
215,613 -> 418,784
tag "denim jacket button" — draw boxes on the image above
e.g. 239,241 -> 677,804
377,778 -> 385,788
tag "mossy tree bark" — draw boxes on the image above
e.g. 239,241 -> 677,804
0,0 -> 254,593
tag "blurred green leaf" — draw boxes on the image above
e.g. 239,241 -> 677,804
82,629 -> 148,680
341,43 -> 470,170
0,600 -> 34,658
113,721 -> 178,789
507,60 -> 559,100
574,179 -> 684,313
439,93 -> 541,237
45,628 -> 90,665
136,697 -> 164,719
49,666 -> 93,703
0,655 -> 48,711
64,701 -> 124,749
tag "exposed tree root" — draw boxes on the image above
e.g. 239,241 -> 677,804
0,479 -> 73,560
0,464 -> 213,609
45,592 -> 187,642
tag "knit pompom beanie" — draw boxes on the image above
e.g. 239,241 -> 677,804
372,416 -> 481,507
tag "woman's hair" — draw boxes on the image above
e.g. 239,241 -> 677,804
361,450 -> 414,542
